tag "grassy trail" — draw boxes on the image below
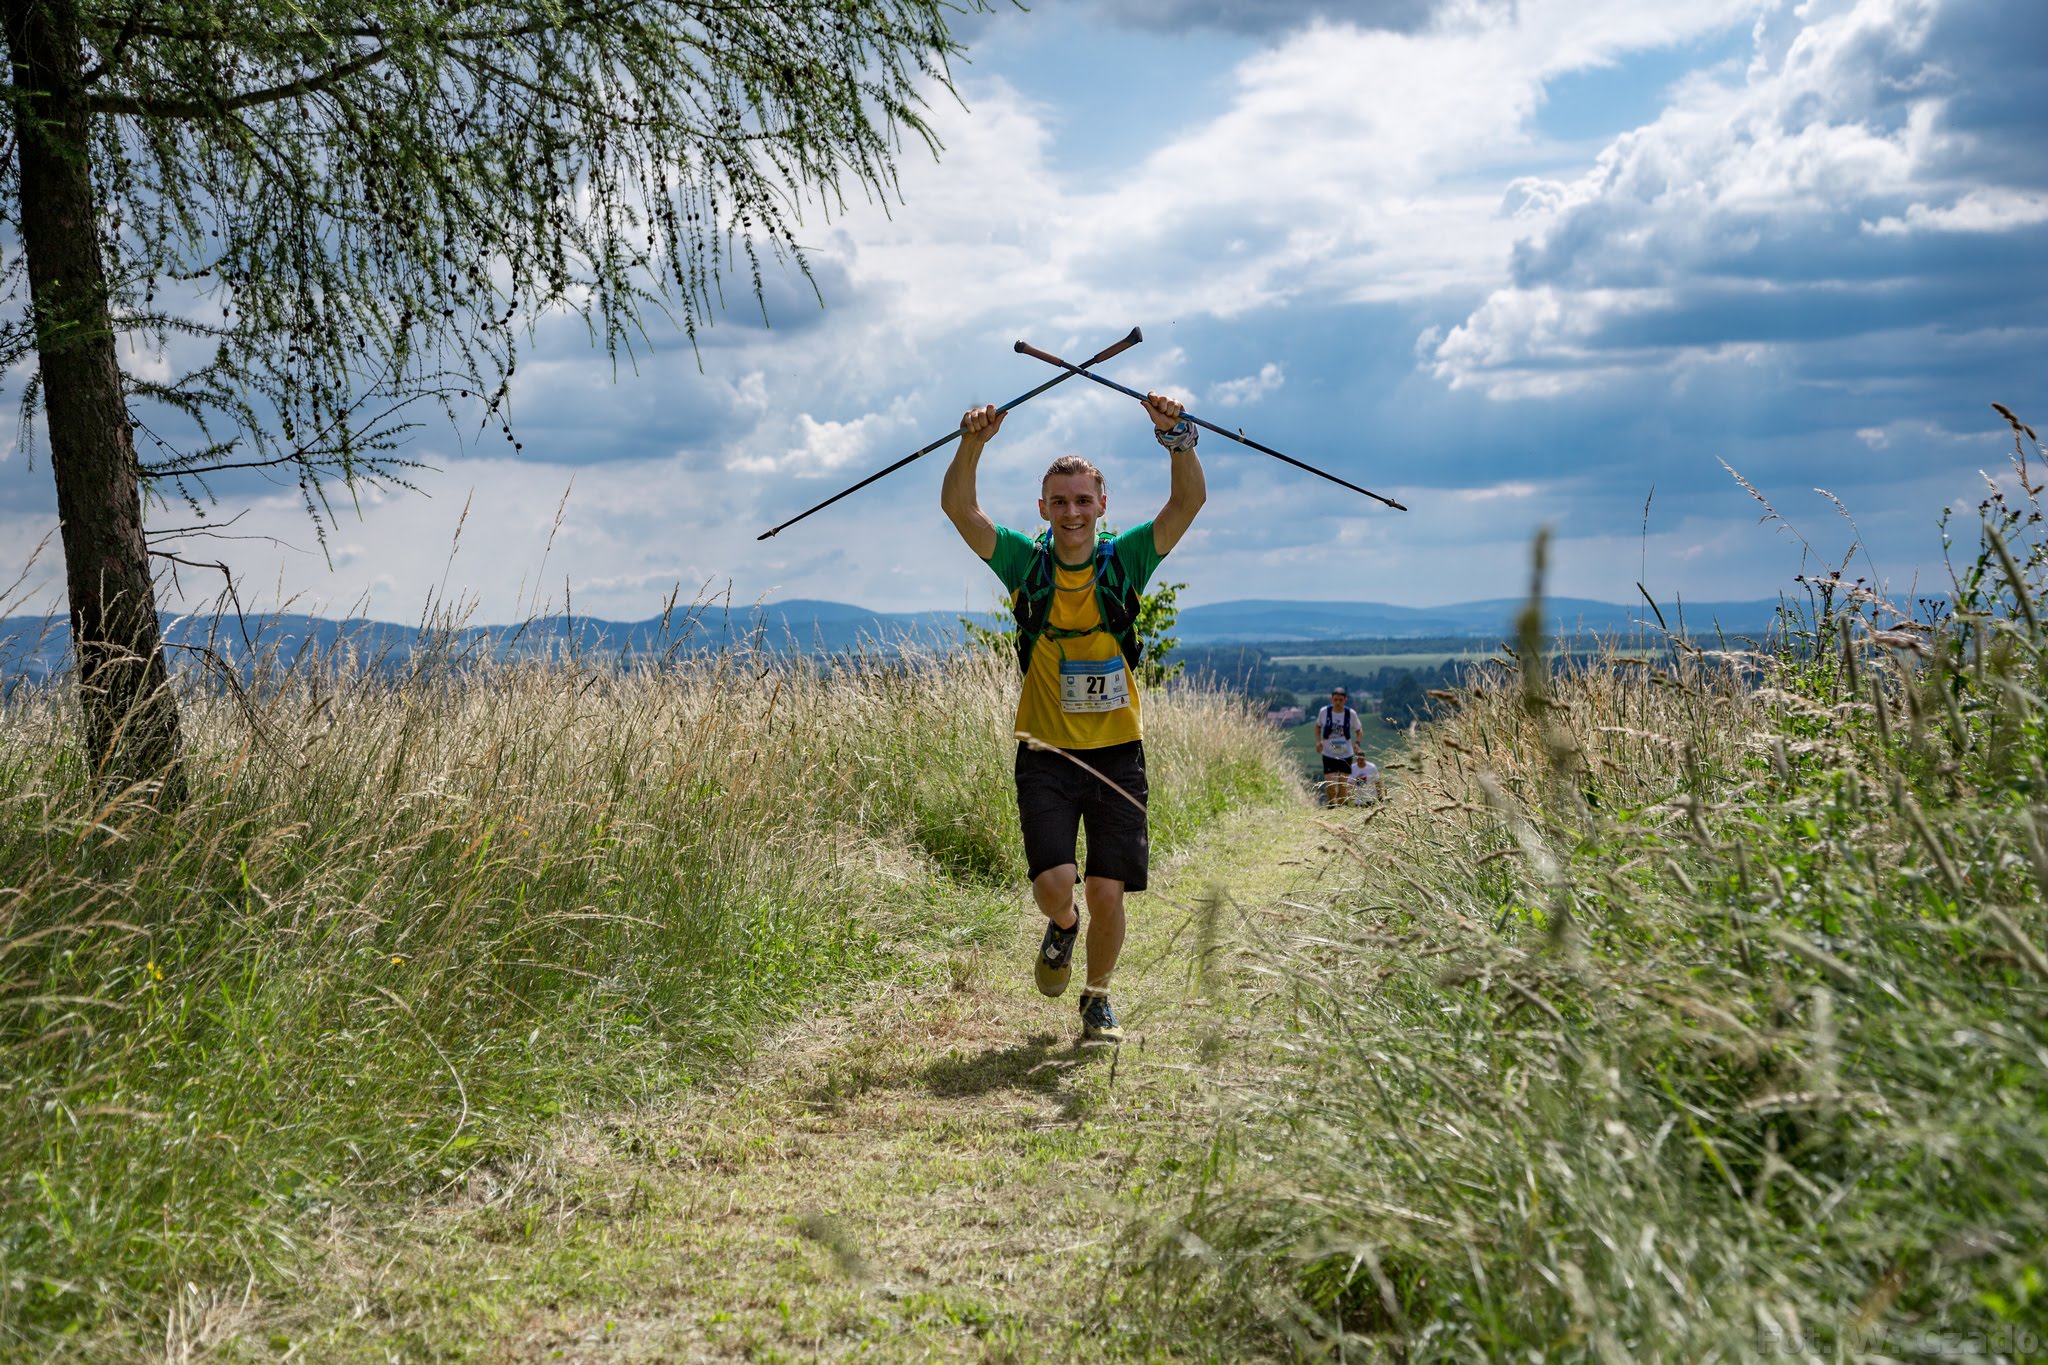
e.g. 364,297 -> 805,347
247,795 -> 1352,1362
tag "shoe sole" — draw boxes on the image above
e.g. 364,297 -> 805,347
1035,957 -> 1072,998
1080,1025 -> 1125,1043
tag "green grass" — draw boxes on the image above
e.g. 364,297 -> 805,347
0,639 -> 1290,1357
209,796 -> 1318,1363
1137,416 -> 2048,1358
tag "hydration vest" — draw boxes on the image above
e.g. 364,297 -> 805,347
1011,530 -> 1143,675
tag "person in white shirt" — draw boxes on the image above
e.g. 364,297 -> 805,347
1314,687 -> 1362,806
1349,754 -> 1380,804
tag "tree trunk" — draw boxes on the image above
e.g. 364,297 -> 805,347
5,0 -> 185,801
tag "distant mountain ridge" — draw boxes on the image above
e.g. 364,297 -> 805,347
0,601 -> 978,682
0,594 -> 1786,681
1174,595 -> 1785,643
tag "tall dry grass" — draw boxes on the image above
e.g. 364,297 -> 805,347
1143,410 -> 2048,1359
0,629 -> 1289,1351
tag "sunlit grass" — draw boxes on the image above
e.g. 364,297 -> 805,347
0,631 -> 1290,1352
1142,410 -> 2048,1359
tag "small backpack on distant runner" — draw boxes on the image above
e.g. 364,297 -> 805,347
1319,703 -> 1357,758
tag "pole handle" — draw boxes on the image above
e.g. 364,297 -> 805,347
1013,339 -> 1068,368
1011,337 -> 1409,512
756,328 -> 1144,540
1005,328 -> 1139,394
1079,327 -> 1142,368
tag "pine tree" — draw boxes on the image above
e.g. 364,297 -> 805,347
2,0 -> 986,797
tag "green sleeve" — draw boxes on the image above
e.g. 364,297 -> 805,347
986,525 -> 1039,594
1114,519 -> 1166,593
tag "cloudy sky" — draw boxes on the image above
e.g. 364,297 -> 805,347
4,0 -> 2044,622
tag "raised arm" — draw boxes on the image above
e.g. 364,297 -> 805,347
940,404 -> 1003,560
1144,392 -> 1207,555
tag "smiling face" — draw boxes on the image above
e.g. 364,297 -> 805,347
1039,471 -> 1106,558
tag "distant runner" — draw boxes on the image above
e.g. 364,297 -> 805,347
941,390 -> 1207,1043
1316,687 -> 1362,806
1350,753 -> 1381,804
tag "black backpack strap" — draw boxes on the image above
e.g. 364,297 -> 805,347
1094,535 -> 1143,671
1011,533 -> 1055,673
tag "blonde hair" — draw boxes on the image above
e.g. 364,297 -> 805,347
1041,455 -> 1104,493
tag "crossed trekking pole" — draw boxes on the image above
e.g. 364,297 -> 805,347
757,328 -> 1406,540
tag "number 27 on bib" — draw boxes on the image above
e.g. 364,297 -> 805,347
1059,657 -> 1130,713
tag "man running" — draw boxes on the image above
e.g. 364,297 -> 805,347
941,390 -> 1206,1043
1316,686 -> 1362,806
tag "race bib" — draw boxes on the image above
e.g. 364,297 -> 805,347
1325,736 -> 1355,760
1059,657 -> 1130,713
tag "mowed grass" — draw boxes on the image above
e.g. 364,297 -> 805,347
224,800 -> 1322,1363
1136,430 -> 2048,1359
0,637 -> 1290,1356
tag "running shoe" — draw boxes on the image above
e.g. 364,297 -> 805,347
1078,993 -> 1124,1043
1034,914 -> 1078,997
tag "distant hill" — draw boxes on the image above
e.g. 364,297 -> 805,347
0,601 -> 981,683
0,593 -> 1787,681
1173,595 -> 1783,643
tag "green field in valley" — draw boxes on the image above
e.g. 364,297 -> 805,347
1269,649 -> 1500,672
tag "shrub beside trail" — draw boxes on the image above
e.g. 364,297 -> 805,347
0,639 -> 1288,1350
1149,418 -> 2048,1359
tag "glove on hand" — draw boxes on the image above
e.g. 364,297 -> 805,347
1153,417 -> 1198,454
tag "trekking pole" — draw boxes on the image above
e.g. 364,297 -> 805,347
756,327 -> 1145,540
1012,339 -> 1409,512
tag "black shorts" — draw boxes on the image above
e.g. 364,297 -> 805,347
1321,754 -> 1353,775
1014,740 -> 1149,892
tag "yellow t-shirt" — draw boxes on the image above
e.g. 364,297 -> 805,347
986,523 -> 1164,750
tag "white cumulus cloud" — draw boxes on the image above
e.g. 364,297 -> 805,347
1864,187 -> 2048,235
1427,0 -> 2045,398
1208,363 -> 1285,406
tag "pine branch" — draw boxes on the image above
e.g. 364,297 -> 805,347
84,44 -> 390,117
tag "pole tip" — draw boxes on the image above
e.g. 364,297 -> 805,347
1011,340 -> 1027,353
